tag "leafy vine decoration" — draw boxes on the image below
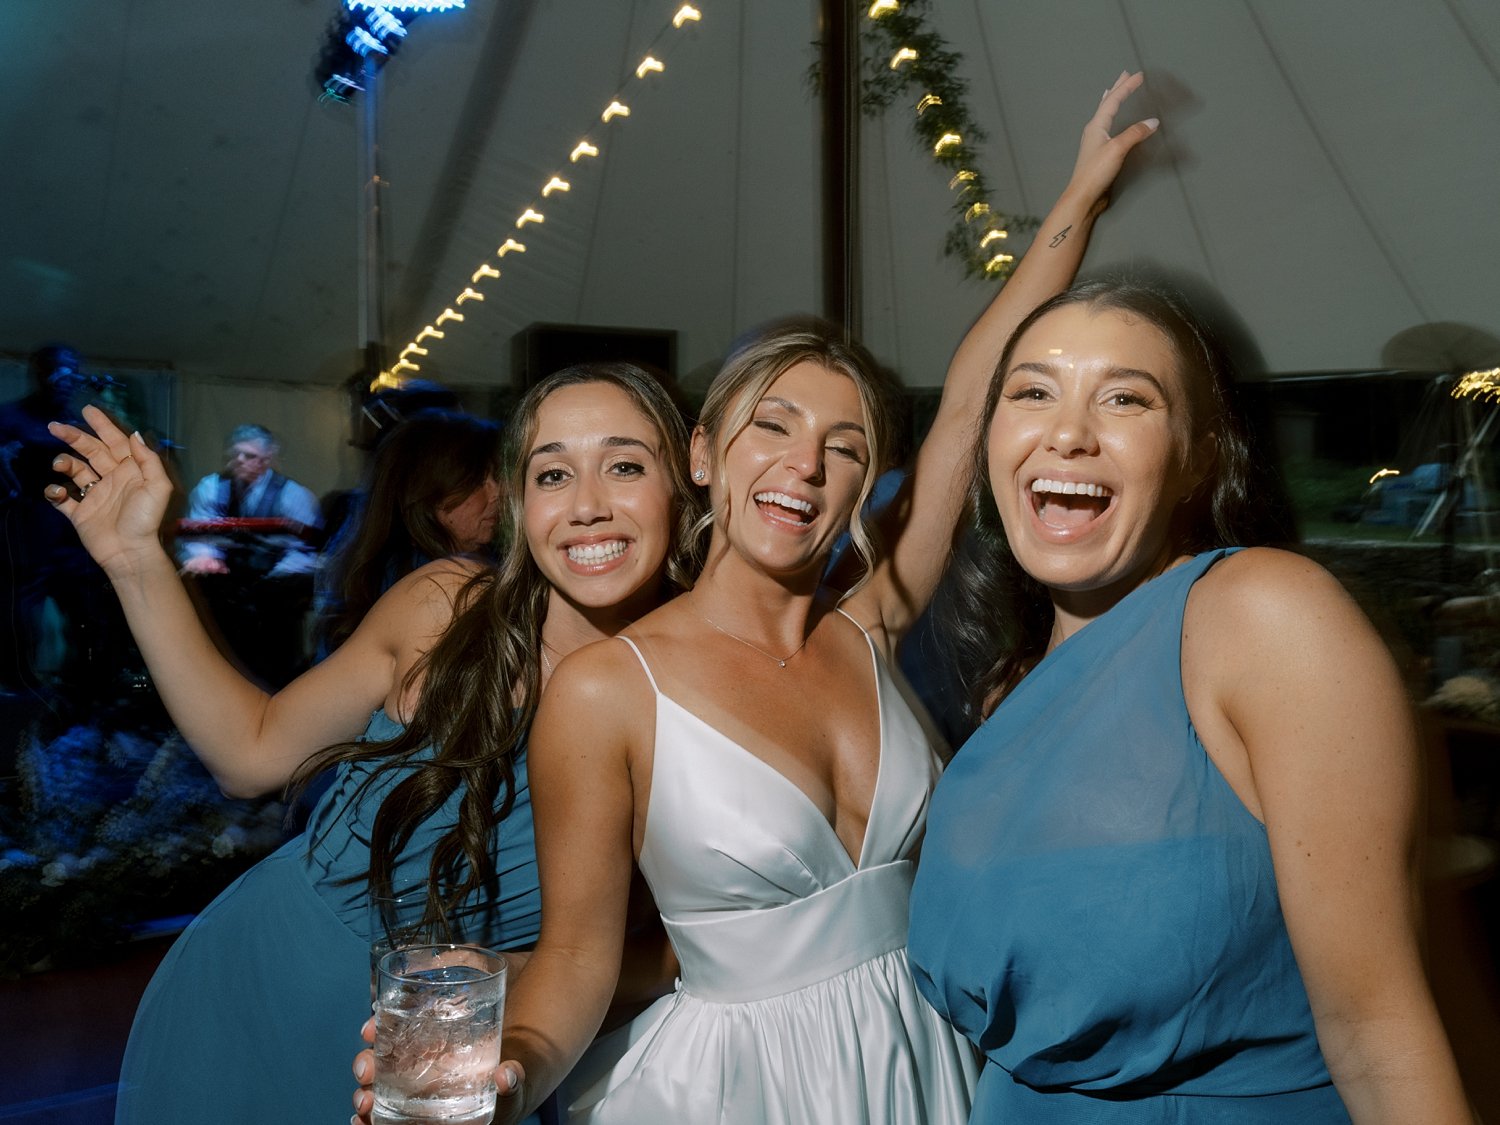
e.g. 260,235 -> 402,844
856,0 -> 1037,280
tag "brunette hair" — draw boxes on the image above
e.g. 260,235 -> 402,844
941,278 -> 1293,719
695,318 -> 903,591
289,363 -> 702,935
318,411 -> 502,654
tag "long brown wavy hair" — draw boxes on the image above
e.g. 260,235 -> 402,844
289,363 -> 702,936
317,411 -> 503,655
939,278 -> 1295,721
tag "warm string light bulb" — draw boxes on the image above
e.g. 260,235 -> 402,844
917,94 -> 942,115
983,252 -> 1015,273
964,202 -> 991,222
890,47 -> 917,69
1369,468 -> 1401,484
868,0 -> 899,16
383,1 -> 706,378
934,132 -> 961,154
1454,368 -> 1500,400
980,229 -> 1007,248
947,170 -> 976,190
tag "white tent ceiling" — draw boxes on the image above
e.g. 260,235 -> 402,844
4,0 -> 1499,484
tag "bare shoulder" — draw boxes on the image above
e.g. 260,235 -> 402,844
1188,546 -> 1363,641
1186,546 -> 1403,723
376,557 -> 488,623
352,557 -> 491,665
544,635 -> 653,717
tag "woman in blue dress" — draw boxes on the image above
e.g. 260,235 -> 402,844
45,363 -> 701,1124
908,280 -> 1475,1122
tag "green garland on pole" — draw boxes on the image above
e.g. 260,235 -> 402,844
859,0 -> 1036,281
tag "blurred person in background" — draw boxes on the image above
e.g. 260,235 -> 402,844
0,344 -> 114,694
176,423 -> 323,686
315,410 -> 502,658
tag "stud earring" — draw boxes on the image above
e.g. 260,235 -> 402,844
693,469 -> 706,481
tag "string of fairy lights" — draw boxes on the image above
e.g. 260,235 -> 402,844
861,0 -> 1035,280
374,2 -> 705,388
379,0 -> 1019,388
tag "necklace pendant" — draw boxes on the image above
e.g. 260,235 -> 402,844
777,659 -> 786,668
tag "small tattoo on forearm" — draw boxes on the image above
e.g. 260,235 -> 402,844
1048,225 -> 1072,248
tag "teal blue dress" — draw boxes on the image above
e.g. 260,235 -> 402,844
908,551 -> 1351,1122
115,710 -> 543,1124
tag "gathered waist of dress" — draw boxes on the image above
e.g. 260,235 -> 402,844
661,860 -> 914,1003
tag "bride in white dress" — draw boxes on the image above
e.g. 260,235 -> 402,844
350,72 -> 1156,1125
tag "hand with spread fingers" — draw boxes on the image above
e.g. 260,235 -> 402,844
45,403 -> 174,577
1065,69 -> 1158,217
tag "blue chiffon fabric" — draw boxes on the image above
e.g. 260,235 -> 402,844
115,709 -> 542,1124
908,550 -> 1351,1122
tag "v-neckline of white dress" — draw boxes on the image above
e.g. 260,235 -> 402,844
625,611 -> 888,872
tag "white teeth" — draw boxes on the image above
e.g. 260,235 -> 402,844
754,491 -> 815,514
1030,478 -> 1112,499
566,540 -> 628,563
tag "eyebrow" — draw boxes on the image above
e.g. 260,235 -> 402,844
1006,361 -> 1170,398
759,395 -> 867,436
527,435 -> 655,462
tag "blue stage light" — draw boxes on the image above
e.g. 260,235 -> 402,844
344,0 -> 465,11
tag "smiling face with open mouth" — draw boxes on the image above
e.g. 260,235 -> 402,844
988,302 -> 1205,607
699,359 -> 872,582
523,381 -> 675,617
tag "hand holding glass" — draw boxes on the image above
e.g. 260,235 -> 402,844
372,943 -> 506,1125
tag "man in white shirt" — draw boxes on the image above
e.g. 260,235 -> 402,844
179,424 -> 323,577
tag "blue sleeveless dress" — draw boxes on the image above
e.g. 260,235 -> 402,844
115,710 -> 542,1125
908,550 -> 1351,1122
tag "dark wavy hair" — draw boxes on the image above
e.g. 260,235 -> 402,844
318,411 -> 503,655
941,278 -> 1294,721
289,363 -> 703,936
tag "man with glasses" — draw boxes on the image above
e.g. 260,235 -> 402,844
178,424 -> 323,684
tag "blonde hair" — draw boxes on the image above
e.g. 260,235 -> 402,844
695,318 -> 901,592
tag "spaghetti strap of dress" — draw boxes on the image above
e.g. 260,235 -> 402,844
834,605 -> 873,642
614,635 -> 662,694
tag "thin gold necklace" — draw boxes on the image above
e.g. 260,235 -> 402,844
696,607 -> 809,669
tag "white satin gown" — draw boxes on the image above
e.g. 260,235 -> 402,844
566,614 -> 979,1124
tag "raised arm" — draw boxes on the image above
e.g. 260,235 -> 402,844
45,405 -> 453,797
1195,549 -> 1474,1124
850,72 -> 1157,640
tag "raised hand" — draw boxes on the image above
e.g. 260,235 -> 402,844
1066,70 -> 1157,216
45,403 -> 174,576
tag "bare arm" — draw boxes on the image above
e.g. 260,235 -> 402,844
1200,549 -> 1474,1123
489,644 -> 643,1122
848,72 -> 1158,641
46,405 -> 463,797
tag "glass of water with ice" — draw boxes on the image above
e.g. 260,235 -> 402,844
373,943 -> 506,1125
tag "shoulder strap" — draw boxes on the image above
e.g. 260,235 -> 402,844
834,605 -> 873,642
615,635 -> 661,694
